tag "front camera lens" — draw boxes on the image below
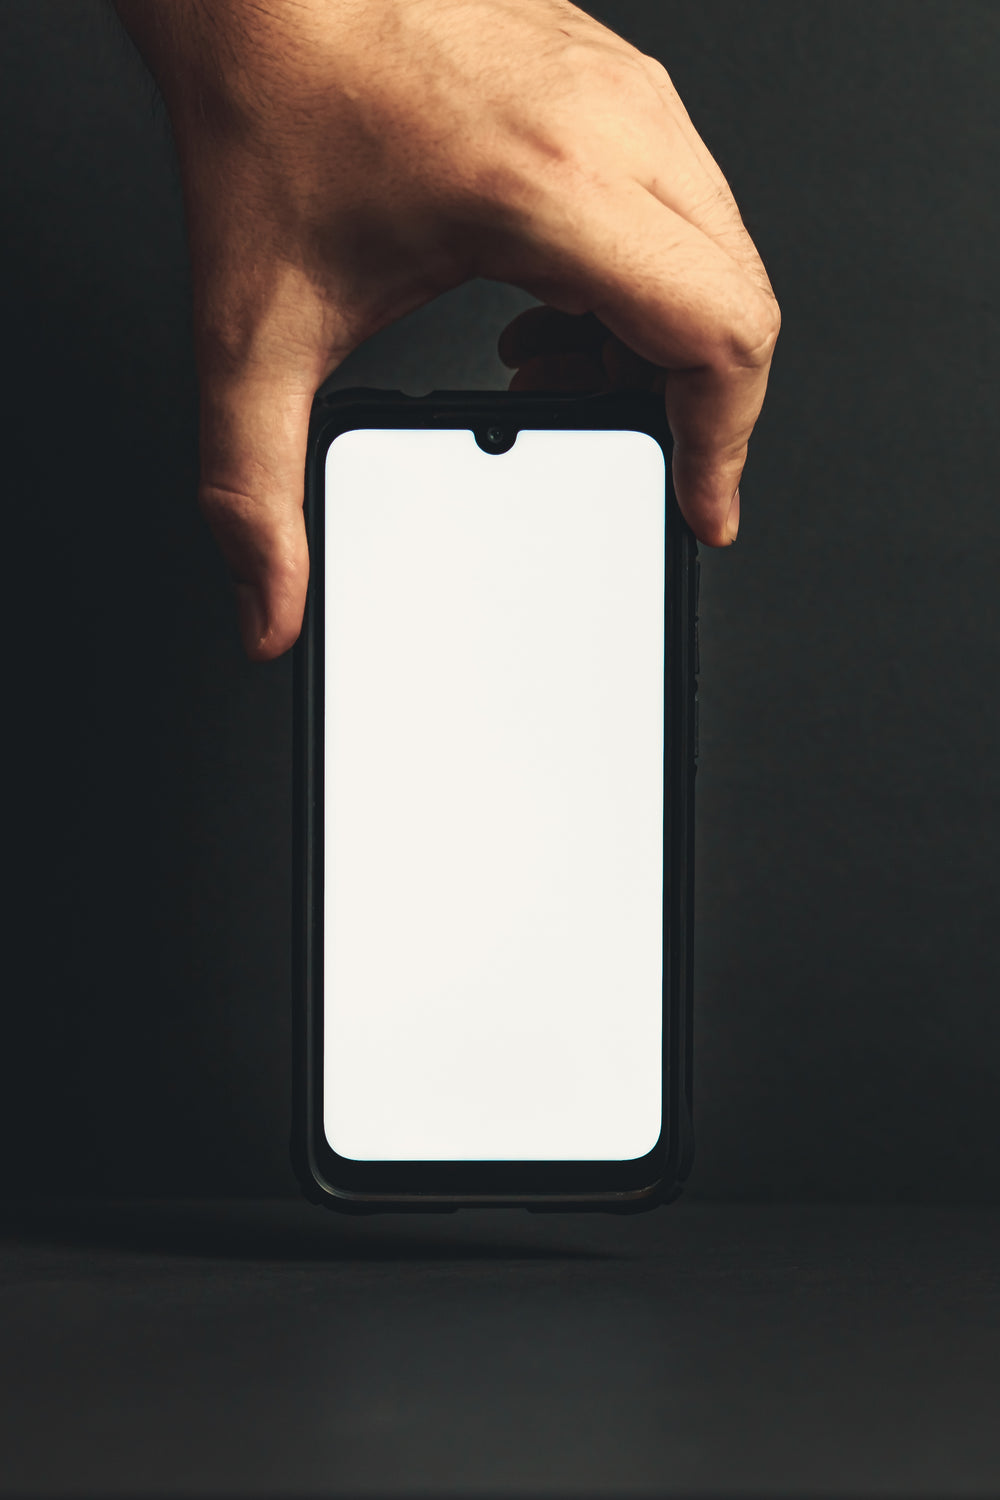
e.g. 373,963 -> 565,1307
486,426 -> 505,445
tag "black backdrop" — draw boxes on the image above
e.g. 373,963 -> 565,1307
3,0 -> 997,1200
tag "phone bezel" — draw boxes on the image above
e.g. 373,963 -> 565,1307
293,388 -> 696,1212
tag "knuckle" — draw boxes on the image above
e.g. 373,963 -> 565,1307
730,293 -> 782,368
198,482 -> 305,581
555,37 -> 657,110
198,481 -> 258,540
638,53 -> 673,91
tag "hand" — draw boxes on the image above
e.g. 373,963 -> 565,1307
114,0 -> 780,659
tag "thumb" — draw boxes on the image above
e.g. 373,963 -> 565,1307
197,368 -> 317,661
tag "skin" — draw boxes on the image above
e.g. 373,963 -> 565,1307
113,0 -> 781,660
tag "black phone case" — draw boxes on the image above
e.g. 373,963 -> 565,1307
292,387 -> 698,1214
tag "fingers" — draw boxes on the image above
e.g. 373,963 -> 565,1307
197,369 -> 316,661
499,179 -> 779,547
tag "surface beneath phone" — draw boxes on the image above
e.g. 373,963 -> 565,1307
1,1198 -> 999,1499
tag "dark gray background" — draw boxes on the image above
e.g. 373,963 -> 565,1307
3,0 -> 997,1201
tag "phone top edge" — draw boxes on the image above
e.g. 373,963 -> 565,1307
316,385 -> 666,404
312,385 -> 669,428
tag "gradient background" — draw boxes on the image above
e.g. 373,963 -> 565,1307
3,0 -> 997,1201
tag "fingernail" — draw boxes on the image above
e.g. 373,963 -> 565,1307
726,487 -> 740,544
235,581 -> 267,654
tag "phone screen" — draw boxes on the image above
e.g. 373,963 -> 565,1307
323,427 -> 665,1163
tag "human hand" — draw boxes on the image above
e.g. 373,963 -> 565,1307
114,0 -> 780,659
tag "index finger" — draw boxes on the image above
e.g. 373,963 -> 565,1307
505,176 -> 780,546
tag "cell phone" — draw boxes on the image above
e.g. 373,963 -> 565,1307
292,387 -> 698,1213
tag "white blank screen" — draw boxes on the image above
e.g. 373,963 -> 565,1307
324,428 -> 664,1161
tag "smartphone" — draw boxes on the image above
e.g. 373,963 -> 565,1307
292,387 -> 697,1213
